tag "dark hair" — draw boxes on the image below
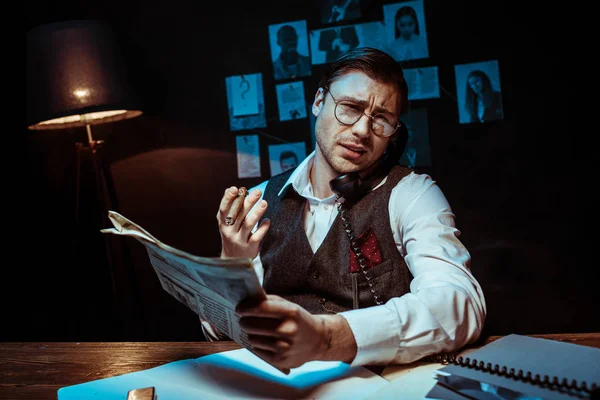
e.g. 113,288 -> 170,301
318,47 -> 409,161
318,47 -> 408,114
394,6 -> 420,38
277,25 -> 297,43
279,150 -> 298,163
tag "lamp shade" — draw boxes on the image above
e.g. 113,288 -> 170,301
27,20 -> 142,130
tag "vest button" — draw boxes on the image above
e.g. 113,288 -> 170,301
311,271 -> 319,279
319,297 -> 326,304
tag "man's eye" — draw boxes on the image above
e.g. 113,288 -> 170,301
341,103 -> 361,112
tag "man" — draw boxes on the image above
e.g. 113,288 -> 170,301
215,47 -> 486,373
272,24 -> 311,81
279,150 -> 299,173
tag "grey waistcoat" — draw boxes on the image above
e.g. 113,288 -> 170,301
260,165 -> 413,314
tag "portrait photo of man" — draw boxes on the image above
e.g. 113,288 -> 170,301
268,141 -> 307,176
269,20 -> 312,81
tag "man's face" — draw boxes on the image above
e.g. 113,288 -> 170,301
279,36 -> 299,64
280,155 -> 298,172
312,70 -> 400,179
280,37 -> 297,53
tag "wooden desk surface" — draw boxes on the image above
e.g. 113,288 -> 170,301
1,333 -> 599,400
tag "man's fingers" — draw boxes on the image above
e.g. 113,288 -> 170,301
247,334 -> 291,352
216,186 -> 239,224
234,190 -> 262,228
243,199 -> 268,231
239,316 -> 294,338
250,348 -> 291,375
248,218 -> 270,245
239,316 -> 281,334
236,296 -> 298,318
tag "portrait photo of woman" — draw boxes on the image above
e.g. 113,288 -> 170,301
383,0 -> 429,62
455,60 -> 504,124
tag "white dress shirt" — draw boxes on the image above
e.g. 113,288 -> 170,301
249,151 -> 486,366
204,151 -> 486,367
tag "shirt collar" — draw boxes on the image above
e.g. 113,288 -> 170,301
276,150 -> 390,199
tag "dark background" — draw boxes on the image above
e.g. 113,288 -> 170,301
13,0 -> 593,342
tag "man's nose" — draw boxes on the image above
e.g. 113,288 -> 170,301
351,113 -> 372,138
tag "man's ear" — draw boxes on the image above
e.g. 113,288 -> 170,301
312,87 -> 325,117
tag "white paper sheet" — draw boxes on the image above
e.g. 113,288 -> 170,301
58,348 -> 389,400
232,74 -> 259,117
236,134 -> 261,179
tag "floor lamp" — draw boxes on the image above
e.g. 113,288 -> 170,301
26,20 -> 143,335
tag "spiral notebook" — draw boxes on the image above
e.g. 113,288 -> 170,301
429,334 -> 600,400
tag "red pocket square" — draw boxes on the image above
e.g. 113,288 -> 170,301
349,227 -> 382,273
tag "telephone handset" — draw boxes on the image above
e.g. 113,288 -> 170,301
328,123 -> 408,308
329,124 -> 408,203
328,155 -> 390,203
329,123 -> 407,203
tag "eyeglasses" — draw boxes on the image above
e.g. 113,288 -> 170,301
325,88 -> 401,138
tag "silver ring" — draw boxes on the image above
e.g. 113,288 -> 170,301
225,217 -> 235,226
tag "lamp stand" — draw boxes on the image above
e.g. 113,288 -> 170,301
74,123 -> 121,332
74,124 -> 117,229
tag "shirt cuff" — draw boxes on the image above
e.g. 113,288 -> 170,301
200,317 -> 223,341
339,305 -> 400,366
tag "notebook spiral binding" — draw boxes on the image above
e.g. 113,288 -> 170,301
429,352 -> 599,399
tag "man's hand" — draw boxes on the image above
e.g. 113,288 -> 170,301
217,186 -> 270,259
236,295 -> 357,372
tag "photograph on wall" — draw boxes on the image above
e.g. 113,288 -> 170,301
309,23 -> 360,65
225,73 -> 267,131
275,81 -> 307,122
236,134 -> 261,179
383,0 -> 430,62
454,59 -> 504,124
353,21 -> 387,52
319,0 -> 362,24
399,107 -> 431,168
404,66 -> 440,100
268,141 -> 307,176
268,20 -> 312,81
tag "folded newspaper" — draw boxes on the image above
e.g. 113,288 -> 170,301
101,210 -> 265,350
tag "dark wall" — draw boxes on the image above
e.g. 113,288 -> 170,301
13,0 -> 594,342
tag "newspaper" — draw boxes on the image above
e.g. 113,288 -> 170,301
101,210 -> 265,350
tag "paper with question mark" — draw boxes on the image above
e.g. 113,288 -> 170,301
232,74 -> 259,117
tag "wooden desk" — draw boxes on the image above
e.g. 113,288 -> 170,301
1,333 -> 599,400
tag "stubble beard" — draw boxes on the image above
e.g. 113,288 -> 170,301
315,122 -> 371,177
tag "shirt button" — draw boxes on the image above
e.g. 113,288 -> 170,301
311,271 -> 319,279
324,205 -> 329,210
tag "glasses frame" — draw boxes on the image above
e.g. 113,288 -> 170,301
325,87 -> 401,138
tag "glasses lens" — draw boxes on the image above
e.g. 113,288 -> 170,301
373,114 -> 398,137
335,102 -> 362,125
332,97 -> 399,137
